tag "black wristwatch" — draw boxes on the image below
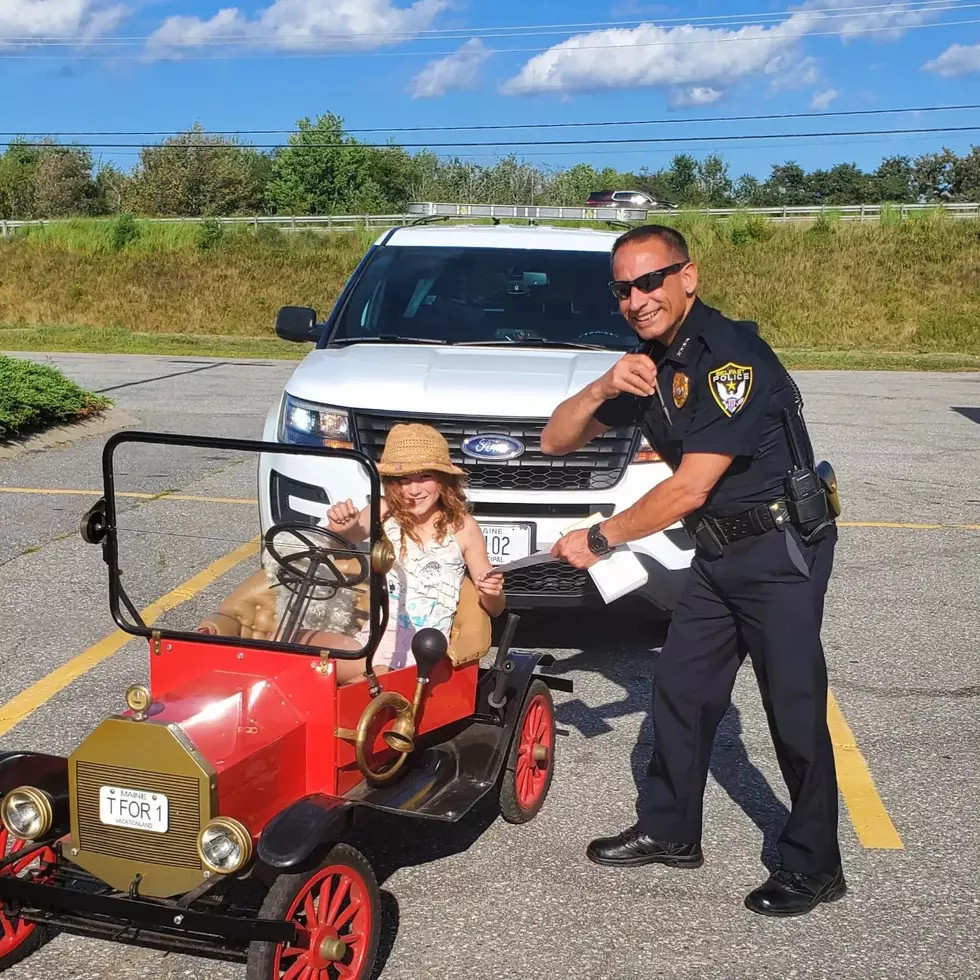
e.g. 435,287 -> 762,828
588,522 -> 612,556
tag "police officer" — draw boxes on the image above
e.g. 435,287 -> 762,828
541,224 -> 844,917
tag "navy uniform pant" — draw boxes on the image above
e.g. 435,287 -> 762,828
636,523 -> 840,875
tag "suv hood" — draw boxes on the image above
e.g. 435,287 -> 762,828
285,344 -> 624,418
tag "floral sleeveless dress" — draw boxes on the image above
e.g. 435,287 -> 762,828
363,516 -> 466,670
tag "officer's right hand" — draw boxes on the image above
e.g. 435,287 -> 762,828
596,353 -> 657,399
327,498 -> 359,529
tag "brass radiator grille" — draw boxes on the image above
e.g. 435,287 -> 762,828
75,761 -> 203,870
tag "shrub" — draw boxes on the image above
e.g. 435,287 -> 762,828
0,355 -> 109,439
109,212 -> 140,252
196,218 -> 224,252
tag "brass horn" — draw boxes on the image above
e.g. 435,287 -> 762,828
350,628 -> 449,784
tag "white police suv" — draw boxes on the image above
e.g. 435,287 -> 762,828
258,223 -> 694,613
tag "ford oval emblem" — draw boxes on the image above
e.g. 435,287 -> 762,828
461,434 -> 525,461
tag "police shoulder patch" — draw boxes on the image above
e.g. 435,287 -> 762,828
708,362 -> 753,417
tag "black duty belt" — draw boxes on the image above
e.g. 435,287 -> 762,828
690,500 -> 791,548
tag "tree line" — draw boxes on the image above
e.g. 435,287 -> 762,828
2,112 -> 978,221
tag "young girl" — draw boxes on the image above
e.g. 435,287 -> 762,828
323,423 -> 504,682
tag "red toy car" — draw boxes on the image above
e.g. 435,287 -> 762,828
0,432 -> 570,978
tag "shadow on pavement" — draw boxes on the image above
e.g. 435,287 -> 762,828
343,602 -> 791,970
509,605 -> 790,871
347,799 -> 500,978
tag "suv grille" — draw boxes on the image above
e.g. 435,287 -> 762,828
506,564 -> 593,598
353,411 -> 636,492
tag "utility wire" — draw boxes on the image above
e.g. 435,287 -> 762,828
4,13 -> 978,58
5,125 -> 979,151
6,103 -> 980,138
4,0 -> 968,45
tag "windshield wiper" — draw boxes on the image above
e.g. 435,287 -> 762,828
451,339 -> 614,351
326,335 -> 448,347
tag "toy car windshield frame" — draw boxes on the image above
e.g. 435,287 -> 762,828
82,430 -> 388,662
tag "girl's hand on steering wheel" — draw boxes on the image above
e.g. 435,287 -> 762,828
327,498 -> 359,530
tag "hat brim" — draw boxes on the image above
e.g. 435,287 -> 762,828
378,461 -> 465,477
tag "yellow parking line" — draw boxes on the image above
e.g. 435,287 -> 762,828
0,536 -> 259,738
1,489 -> 975,529
839,521 -> 980,531
0,487 -> 256,505
827,691 -> 903,849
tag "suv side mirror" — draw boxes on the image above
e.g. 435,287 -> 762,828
276,306 -> 320,343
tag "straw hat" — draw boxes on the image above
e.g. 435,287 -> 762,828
378,423 -> 464,477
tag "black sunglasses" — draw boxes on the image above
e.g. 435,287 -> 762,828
608,262 -> 687,301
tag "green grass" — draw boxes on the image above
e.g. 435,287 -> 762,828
0,353 -> 111,440
1,211 -> 979,363
0,325 -> 311,359
3,324 -> 978,371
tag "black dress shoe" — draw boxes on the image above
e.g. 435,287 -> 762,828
744,866 -> 847,917
586,825 -> 703,868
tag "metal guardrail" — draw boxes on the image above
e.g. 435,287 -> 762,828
2,201 -> 978,237
405,201 -> 980,222
0,214 -> 415,237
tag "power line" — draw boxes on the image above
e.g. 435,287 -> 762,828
6,103 -> 980,139
6,125 -> 979,152
4,11 -> 977,59
84,131 -> 973,163
3,0 -> 966,45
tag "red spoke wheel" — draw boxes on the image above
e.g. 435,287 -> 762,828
247,844 -> 380,980
498,679 -> 556,824
0,827 -> 56,971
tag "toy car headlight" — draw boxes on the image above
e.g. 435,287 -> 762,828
280,394 -> 352,448
197,818 -> 252,874
1,787 -> 53,841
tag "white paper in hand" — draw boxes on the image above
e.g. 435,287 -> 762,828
559,513 -> 649,604
485,550 -> 558,575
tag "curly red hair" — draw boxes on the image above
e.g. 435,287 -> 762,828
383,472 -> 470,558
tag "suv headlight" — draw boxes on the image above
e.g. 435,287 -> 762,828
631,434 -> 662,464
197,818 -> 252,874
280,394 -> 352,448
1,787 -> 53,841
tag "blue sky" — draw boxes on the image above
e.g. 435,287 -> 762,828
2,0 -> 979,180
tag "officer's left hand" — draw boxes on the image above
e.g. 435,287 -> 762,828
551,529 -> 601,569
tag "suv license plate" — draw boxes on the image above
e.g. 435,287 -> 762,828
99,786 -> 169,833
479,523 -> 533,565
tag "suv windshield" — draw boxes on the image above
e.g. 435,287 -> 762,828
325,245 -> 637,349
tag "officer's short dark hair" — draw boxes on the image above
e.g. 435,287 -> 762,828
611,224 -> 690,267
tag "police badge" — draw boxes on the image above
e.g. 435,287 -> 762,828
672,372 -> 689,409
708,362 -> 753,416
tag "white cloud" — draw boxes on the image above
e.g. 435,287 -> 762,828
146,0 -> 449,59
922,43 -> 980,77
802,0 -> 944,43
0,0 -> 127,45
810,87 -> 839,109
500,13 -> 823,97
410,37 -> 489,98
668,85 -> 722,108
500,1 -> 949,99
767,53 -> 821,92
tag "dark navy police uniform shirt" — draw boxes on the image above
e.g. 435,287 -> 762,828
594,297 -> 803,520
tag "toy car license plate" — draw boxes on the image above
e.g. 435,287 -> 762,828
479,523 -> 533,565
99,786 -> 169,834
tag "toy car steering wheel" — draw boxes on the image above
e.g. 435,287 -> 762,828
263,522 -> 370,595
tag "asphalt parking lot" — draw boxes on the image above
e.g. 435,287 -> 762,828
1,352 -> 978,980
